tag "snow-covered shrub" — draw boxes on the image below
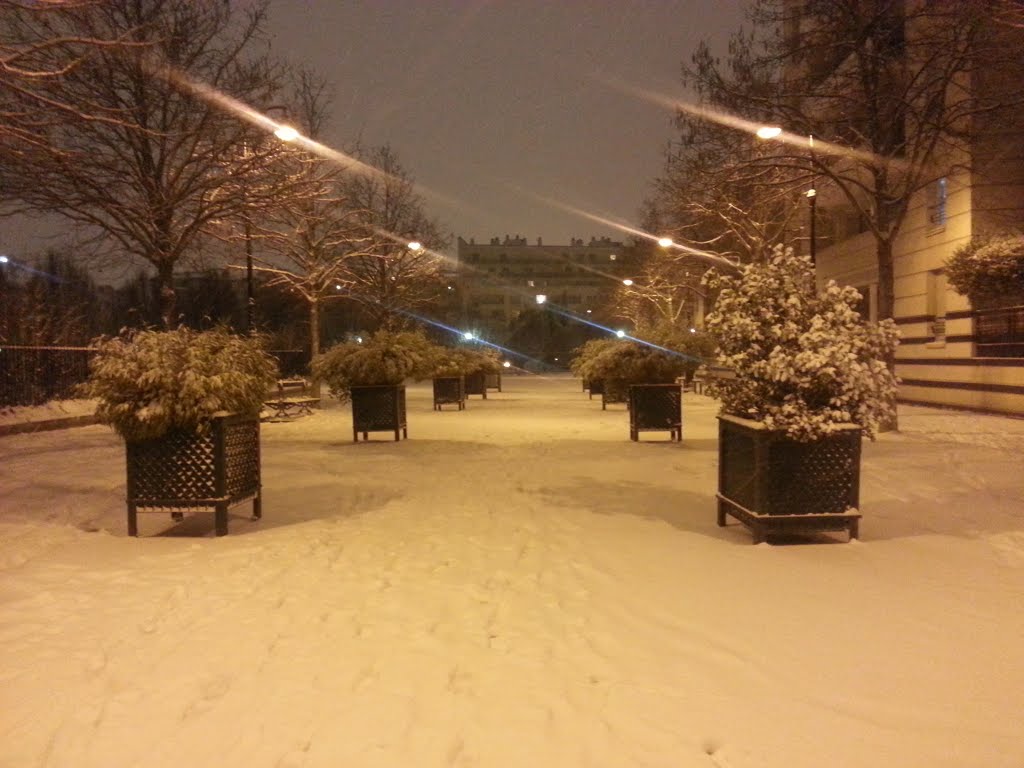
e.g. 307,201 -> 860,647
573,338 -> 687,385
84,327 -> 278,442
642,322 -> 716,382
703,245 -> 899,441
569,338 -> 620,379
312,329 -> 435,403
430,345 -> 502,378
946,232 -> 1024,307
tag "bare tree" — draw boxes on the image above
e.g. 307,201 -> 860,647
341,144 -> 450,331
0,0 -> 292,328
0,0 -> 148,150
239,72 -> 375,363
611,252 -> 706,333
688,0 -> 1024,326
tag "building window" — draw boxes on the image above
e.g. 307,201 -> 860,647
927,178 -> 947,229
927,269 -> 947,343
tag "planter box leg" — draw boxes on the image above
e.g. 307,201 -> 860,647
215,502 -> 228,536
630,428 -> 638,441
128,504 -> 138,537
717,500 -> 728,527
850,519 -> 859,541
252,492 -> 262,521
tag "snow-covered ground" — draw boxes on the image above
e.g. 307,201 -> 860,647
1,374 -> 1023,768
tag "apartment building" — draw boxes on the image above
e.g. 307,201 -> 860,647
454,235 -> 633,337
798,5 -> 1024,415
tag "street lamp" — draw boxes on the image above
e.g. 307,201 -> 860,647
757,126 -> 817,265
244,106 -> 297,334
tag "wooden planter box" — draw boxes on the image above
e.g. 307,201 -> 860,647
716,414 -> 862,543
432,376 -> 465,411
601,378 -> 628,410
587,378 -> 604,399
351,384 -> 407,441
485,372 -> 502,392
464,371 -> 488,399
125,413 -> 261,537
628,383 -> 682,441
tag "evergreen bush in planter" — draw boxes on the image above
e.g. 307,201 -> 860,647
570,338 -> 618,398
462,348 -> 502,399
84,327 -> 278,536
312,329 -> 434,440
704,246 -> 899,543
574,339 -> 686,410
945,232 -> 1024,308
427,347 -> 474,411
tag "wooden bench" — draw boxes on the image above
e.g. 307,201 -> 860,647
263,379 -> 319,419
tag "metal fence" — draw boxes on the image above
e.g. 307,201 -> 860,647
975,305 -> 1024,358
0,346 -> 310,409
0,346 -> 94,407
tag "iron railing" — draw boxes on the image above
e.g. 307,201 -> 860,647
975,305 -> 1024,358
0,346 -> 94,407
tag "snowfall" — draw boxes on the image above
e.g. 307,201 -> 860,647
1,374 -> 1023,768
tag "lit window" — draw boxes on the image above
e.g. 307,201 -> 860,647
927,178 -> 947,227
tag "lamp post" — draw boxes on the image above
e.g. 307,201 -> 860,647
756,127 -> 817,265
244,106 -> 297,334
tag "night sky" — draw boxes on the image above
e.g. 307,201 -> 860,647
2,1 -> 747,261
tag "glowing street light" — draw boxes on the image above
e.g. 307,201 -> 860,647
616,329 -> 626,338
274,124 -> 299,142
463,331 -> 475,340
756,125 -> 782,140
408,241 -> 423,252
535,294 -> 547,305
657,237 -> 673,248
622,278 -> 633,286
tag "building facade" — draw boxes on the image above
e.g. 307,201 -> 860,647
455,235 -> 633,338
801,6 -> 1024,416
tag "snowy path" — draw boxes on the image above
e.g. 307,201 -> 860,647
1,375 -> 1023,767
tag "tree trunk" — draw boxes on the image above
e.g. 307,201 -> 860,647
157,261 -> 176,330
309,297 -> 321,364
875,236 -> 899,432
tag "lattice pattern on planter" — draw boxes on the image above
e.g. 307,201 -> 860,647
601,378 -> 629,409
433,376 -> 465,410
127,430 -> 218,505
351,384 -> 408,440
125,413 -> 261,536
716,414 -> 862,543
764,433 -> 860,515
221,417 -> 261,502
628,384 -> 682,441
718,416 -> 861,516
464,371 -> 487,398
485,372 -> 502,392
587,378 -> 604,399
